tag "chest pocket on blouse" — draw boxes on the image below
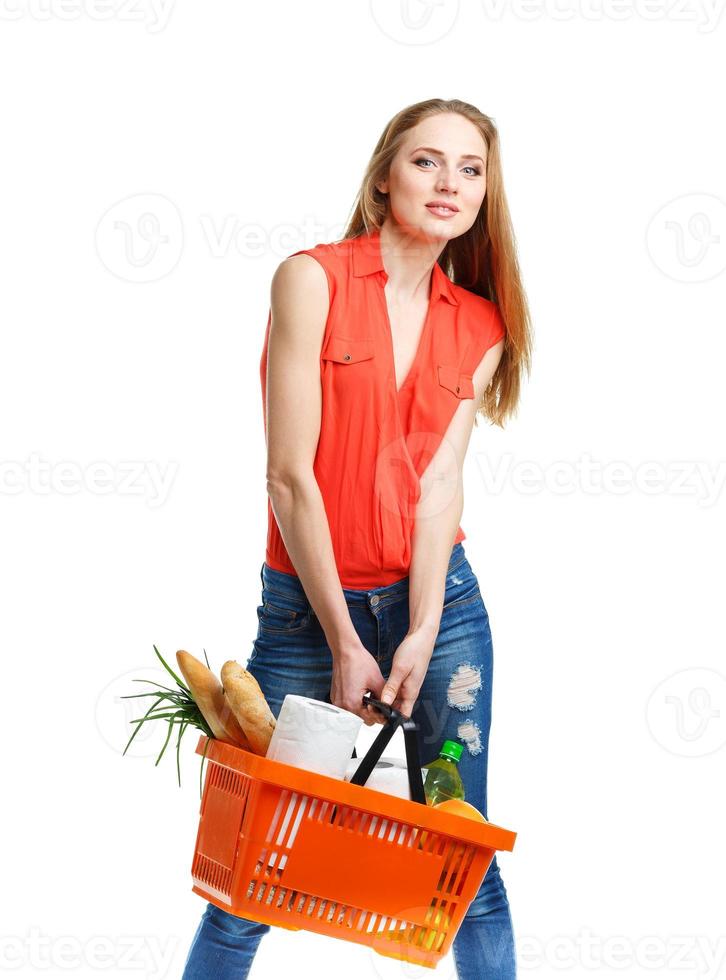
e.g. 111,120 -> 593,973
322,335 -> 375,365
437,364 -> 475,399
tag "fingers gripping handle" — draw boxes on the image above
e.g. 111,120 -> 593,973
347,695 -> 427,805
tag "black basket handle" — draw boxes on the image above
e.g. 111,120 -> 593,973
347,694 -> 427,805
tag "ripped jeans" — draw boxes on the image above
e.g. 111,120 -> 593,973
181,541 -> 516,980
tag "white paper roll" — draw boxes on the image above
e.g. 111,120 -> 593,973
344,755 -> 428,801
265,694 -> 363,779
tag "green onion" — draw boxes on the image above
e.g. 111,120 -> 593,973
121,644 -> 214,795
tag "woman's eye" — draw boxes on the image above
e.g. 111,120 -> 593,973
415,157 -> 481,176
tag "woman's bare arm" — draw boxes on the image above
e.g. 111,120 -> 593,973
380,339 -> 505,716
264,254 -> 386,720
409,338 -> 505,634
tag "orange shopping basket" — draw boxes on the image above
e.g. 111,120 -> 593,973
190,695 -> 517,968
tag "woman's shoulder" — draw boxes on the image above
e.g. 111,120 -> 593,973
273,236 -> 358,307
278,235 -> 355,278
451,284 -> 506,348
450,281 -> 497,313
285,234 -> 357,263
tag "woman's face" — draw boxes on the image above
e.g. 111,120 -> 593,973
377,112 -> 488,245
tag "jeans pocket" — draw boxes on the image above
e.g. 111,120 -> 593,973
257,591 -> 312,635
442,563 -> 483,611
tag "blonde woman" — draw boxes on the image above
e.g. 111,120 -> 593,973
183,97 -> 532,980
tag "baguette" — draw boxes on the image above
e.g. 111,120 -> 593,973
220,660 -> 276,755
176,650 -> 252,751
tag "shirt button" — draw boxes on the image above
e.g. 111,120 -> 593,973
343,353 -> 351,361
456,385 -> 460,393
370,595 -> 380,607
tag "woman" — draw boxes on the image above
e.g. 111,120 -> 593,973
182,97 -> 532,980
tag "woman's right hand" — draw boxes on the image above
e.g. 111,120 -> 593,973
330,643 -> 387,726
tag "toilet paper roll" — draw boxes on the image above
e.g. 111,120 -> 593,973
344,755 -> 428,801
265,694 -> 363,779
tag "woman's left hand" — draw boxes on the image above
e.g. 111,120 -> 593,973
377,629 -> 435,720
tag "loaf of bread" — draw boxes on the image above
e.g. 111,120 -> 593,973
220,660 -> 276,755
176,650 -> 252,751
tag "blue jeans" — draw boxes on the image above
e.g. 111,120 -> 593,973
182,542 -> 516,979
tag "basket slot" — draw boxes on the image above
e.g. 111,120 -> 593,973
211,764 -> 245,797
263,788 -> 293,846
195,761 -> 249,873
246,876 -> 385,936
275,792 -> 301,843
246,791 -> 303,879
437,840 -> 467,894
260,792 -> 314,874
191,852 -> 234,902
454,846 -> 477,898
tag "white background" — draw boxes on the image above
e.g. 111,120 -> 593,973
2,1 -> 725,978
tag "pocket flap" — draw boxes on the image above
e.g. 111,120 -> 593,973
438,364 -> 474,399
322,336 -> 375,364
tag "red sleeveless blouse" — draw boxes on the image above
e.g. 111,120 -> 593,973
259,229 -> 505,589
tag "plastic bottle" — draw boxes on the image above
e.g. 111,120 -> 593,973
422,740 -> 465,805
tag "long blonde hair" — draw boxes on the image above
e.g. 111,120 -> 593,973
341,98 -> 532,429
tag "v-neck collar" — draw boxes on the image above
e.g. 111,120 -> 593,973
351,228 -> 460,307
352,228 -> 459,397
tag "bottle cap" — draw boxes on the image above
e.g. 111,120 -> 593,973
440,739 -> 463,763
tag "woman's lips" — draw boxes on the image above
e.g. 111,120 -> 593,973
425,204 -> 458,218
